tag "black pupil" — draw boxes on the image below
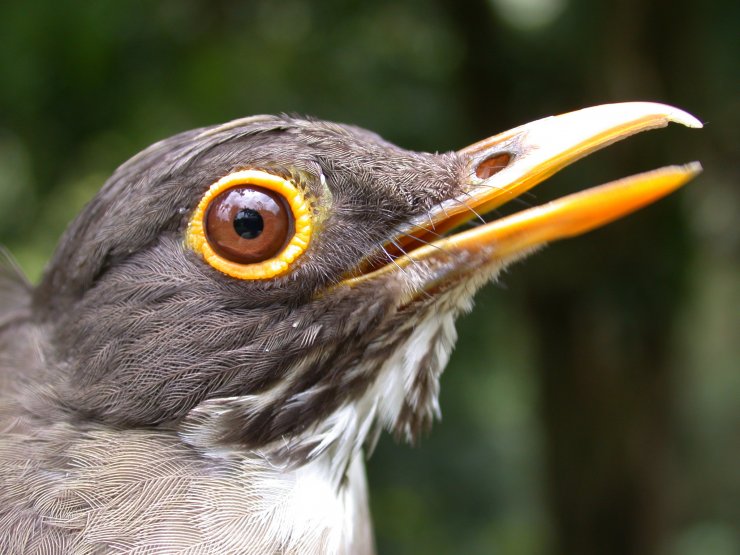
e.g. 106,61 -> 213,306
233,208 -> 264,239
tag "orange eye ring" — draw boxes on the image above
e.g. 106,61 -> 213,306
186,170 -> 312,280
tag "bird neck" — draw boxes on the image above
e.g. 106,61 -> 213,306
179,396 -> 377,554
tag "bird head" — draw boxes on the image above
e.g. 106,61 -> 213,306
33,103 -> 701,462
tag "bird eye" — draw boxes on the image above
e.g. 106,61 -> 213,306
205,186 -> 292,264
186,170 -> 312,280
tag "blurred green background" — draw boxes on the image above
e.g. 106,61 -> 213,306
0,0 -> 737,553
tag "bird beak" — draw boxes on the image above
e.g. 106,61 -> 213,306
347,102 -> 702,289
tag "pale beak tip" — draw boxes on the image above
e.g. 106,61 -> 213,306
686,160 -> 704,174
664,105 -> 703,129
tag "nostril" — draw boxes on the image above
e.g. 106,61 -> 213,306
475,152 -> 511,179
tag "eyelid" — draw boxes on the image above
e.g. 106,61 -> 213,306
186,170 -> 313,280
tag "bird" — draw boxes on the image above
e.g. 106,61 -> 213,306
0,102 -> 701,554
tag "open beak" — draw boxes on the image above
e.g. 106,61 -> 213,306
347,102 -> 702,288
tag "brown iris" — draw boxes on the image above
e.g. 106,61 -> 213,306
204,186 -> 293,264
